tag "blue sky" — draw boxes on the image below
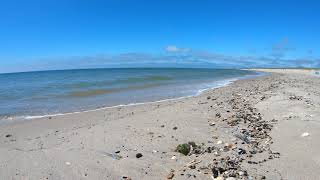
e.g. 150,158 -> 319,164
0,0 -> 319,73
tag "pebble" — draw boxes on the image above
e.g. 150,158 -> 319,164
136,153 -> 143,158
167,172 -> 174,179
301,132 -> 310,137
216,140 -> 223,145
5,134 -> 12,138
213,151 -> 219,156
209,122 -> 216,126
238,148 -> 247,155
65,162 -> 71,165
173,127 -> 178,130
167,170 -> 175,179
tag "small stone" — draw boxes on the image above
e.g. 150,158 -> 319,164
173,127 -> 178,130
171,155 -> 177,160
238,148 -> 247,155
167,173 -> 174,179
5,134 -> 12,138
228,143 -> 237,150
115,151 -> 120,154
161,125 -> 165,128
238,171 -> 244,176
301,132 -> 310,137
209,122 -> 216,126
136,153 -> 143,158
65,162 -> 71,165
167,170 -> 175,179
216,140 -> 223,145
212,168 -> 219,178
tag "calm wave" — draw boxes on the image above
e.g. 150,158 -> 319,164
0,68 -> 261,119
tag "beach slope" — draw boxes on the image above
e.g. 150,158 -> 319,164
0,69 -> 319,179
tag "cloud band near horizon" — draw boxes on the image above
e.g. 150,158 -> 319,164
0,43 -> 319,73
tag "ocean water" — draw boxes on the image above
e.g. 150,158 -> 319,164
0,68 -> 260,119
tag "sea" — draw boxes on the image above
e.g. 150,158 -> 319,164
0,68 -> 263,120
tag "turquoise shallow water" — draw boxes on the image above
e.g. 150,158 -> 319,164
0,68 -> 261,119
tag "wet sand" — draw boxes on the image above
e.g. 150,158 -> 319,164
0,69 -> 319,180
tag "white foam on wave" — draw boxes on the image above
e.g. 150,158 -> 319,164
195,77 -> 239,96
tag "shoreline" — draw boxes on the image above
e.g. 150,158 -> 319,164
2,72 -> 263,123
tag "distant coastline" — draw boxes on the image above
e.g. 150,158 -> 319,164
247,68 -> 320,76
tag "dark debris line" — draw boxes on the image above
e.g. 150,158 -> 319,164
171,76 -> 284,180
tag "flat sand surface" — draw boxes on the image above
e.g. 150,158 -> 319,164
0,69 -> 319,180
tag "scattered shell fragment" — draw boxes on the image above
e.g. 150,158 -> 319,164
301,132 -> 310,137
167,169 -> 175,179
65,162 -> 71,165
216,140 -> 223,145
209,122 -> 216,126
167,172 -> 174,179
227,143 -> 237,150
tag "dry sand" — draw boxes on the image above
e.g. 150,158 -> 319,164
0,69 -> 319,180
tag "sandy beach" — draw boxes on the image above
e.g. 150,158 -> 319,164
0,69 -> 319,180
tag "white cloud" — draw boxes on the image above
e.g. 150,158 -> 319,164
165,45 -> 190,53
